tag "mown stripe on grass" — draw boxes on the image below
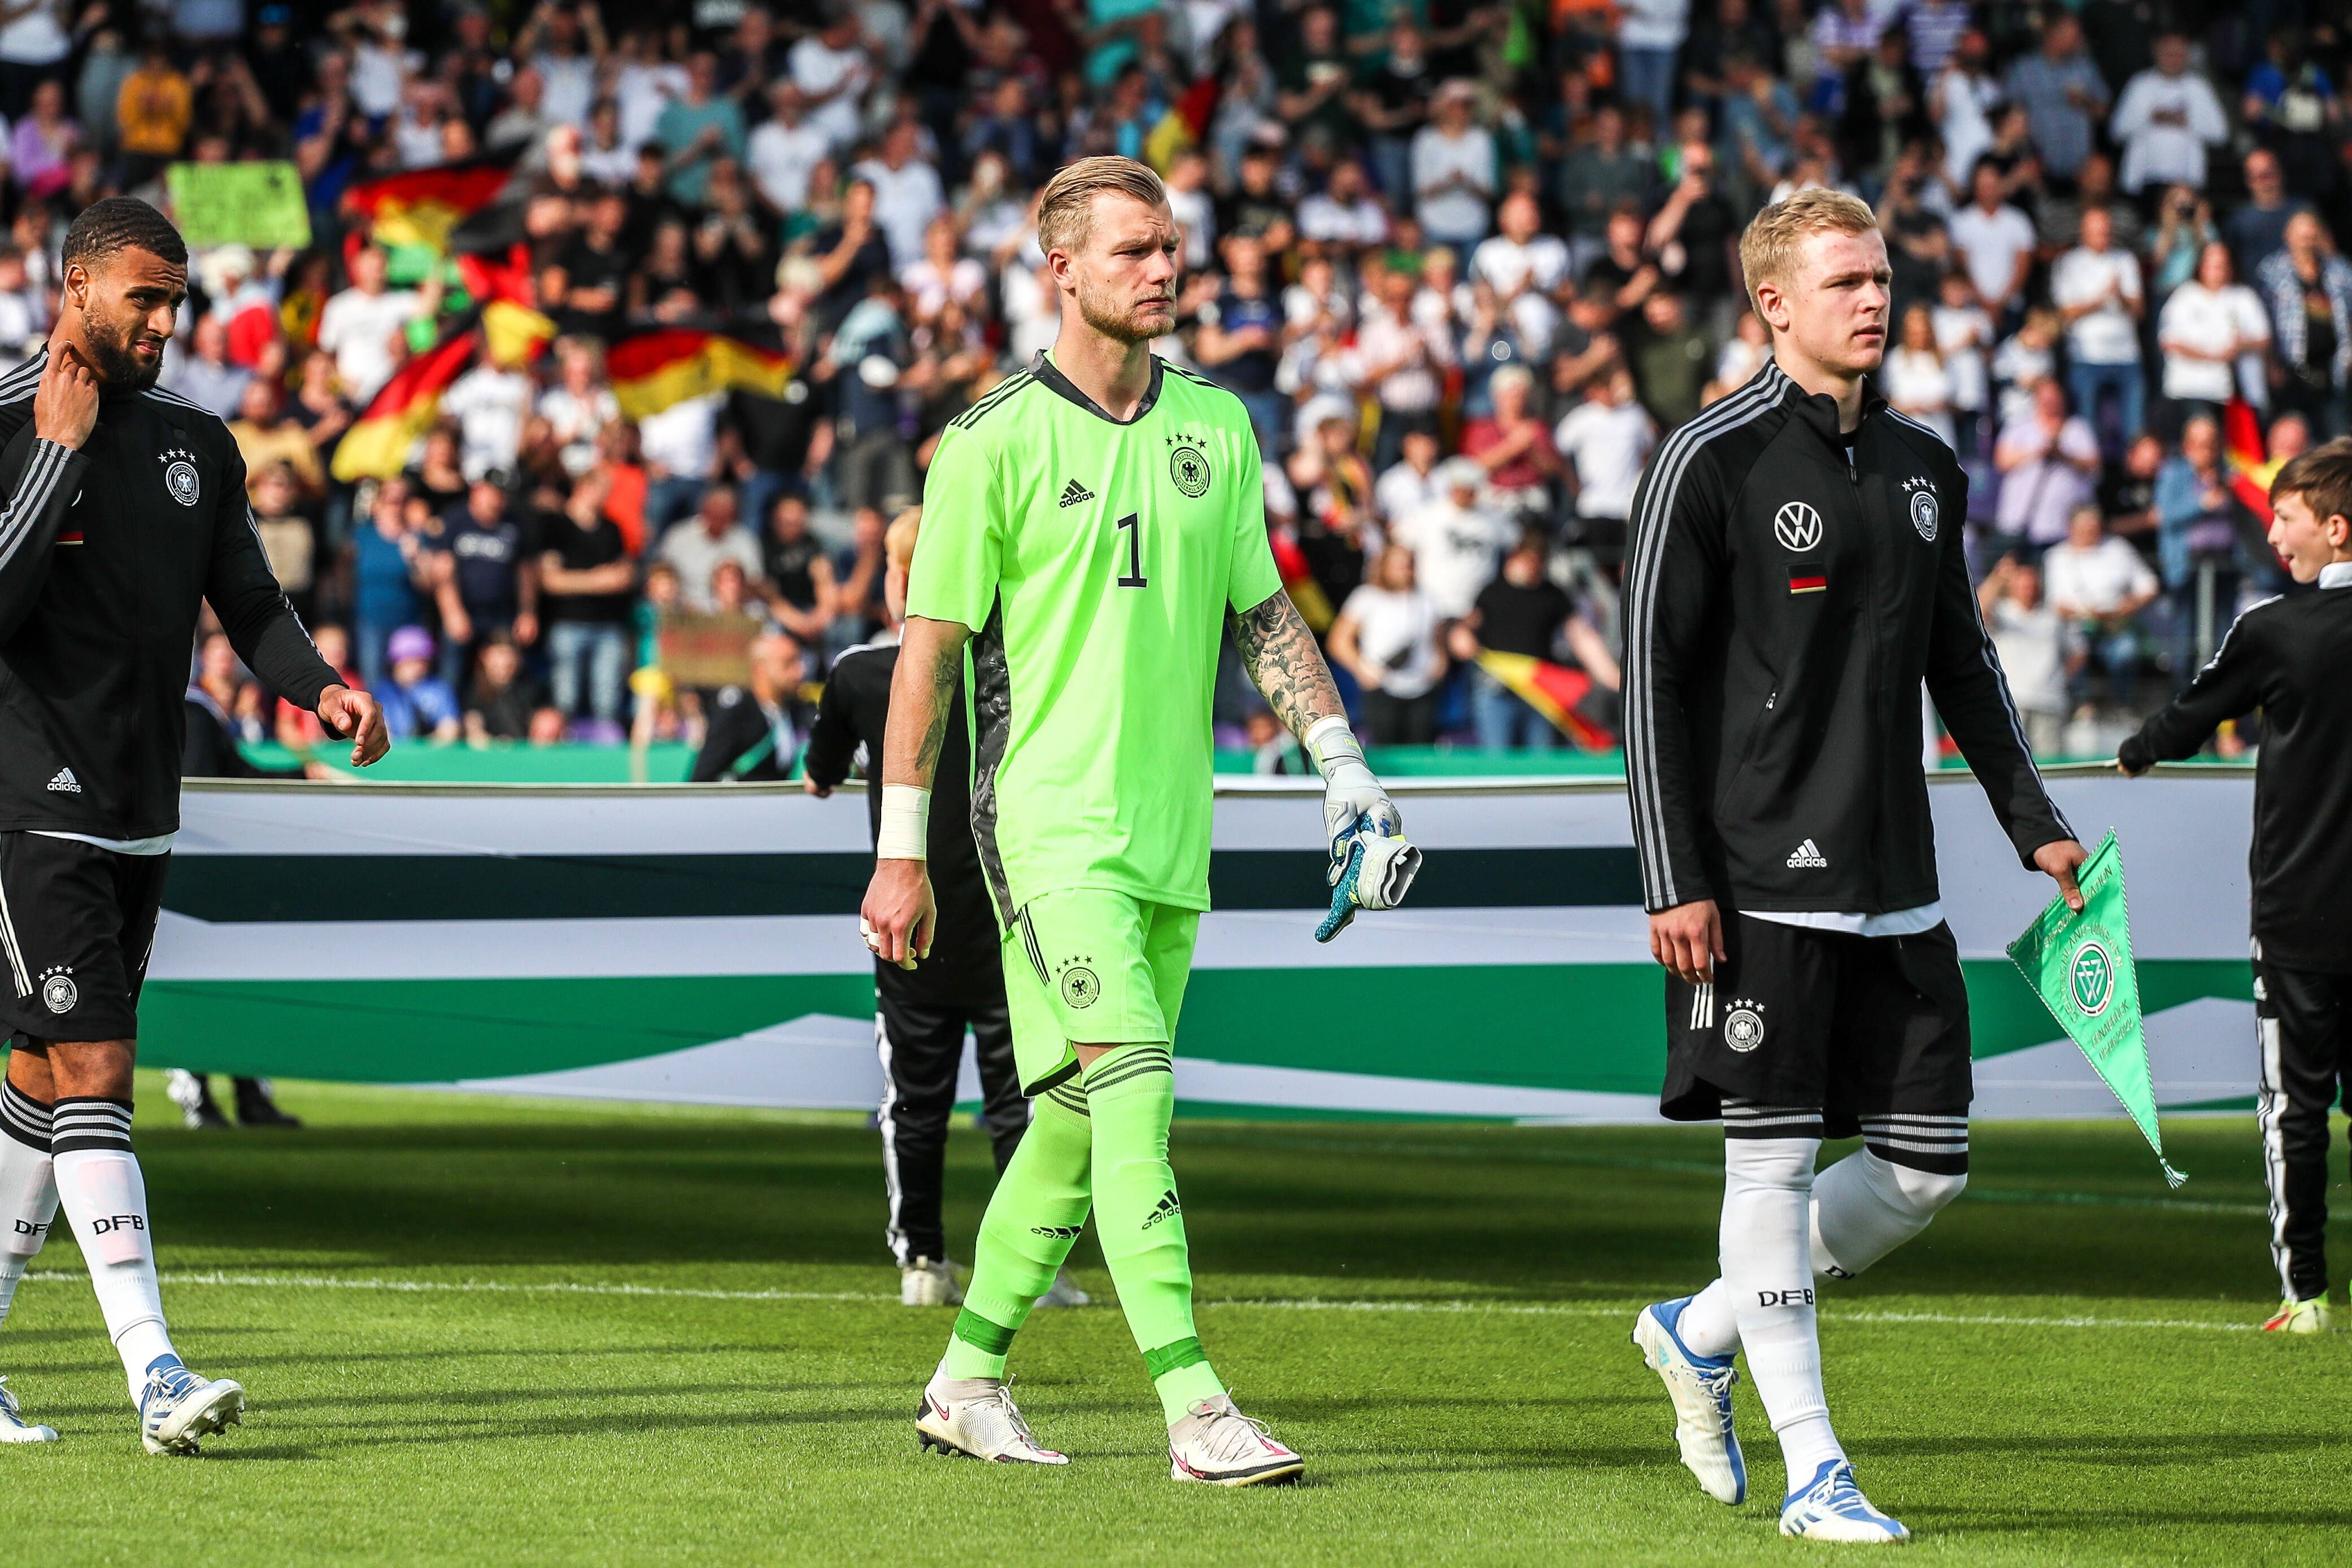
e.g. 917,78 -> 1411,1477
25,1270 -> 2263,1334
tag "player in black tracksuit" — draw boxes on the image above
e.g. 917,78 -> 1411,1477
1620,199 -> 2083,1539
2119,438 -> 2352,1325
804,638 -> 1031,1281
0,201 -> 385,1453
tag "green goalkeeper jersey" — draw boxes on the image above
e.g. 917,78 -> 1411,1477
907,351 -> 1284,921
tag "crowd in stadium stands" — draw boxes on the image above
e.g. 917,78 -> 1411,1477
8,0 -> 2344,764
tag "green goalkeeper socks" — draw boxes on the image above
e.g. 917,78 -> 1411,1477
1082,1046 -> 1224,1423
939,1087 -> 1093,1381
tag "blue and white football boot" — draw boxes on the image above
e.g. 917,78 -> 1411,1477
1632,1296 -> 1746,1504
0,1375 -> 57,1443
1780,1459 -> 1910,1543
138,1357 -> 245,1456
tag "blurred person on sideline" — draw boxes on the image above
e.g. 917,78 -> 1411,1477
1329,542 -> 1448,744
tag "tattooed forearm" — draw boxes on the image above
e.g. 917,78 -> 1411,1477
1230,591 -> 1345,739
882,615 -> 972,790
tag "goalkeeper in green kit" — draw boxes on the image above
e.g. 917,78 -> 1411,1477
860,156 -> 1418,1486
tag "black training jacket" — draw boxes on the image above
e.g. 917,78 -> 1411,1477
2119,577 -> 2352,973
1622,360 -> 2070,916
803,642 -> 1001,978
0,350 -> 337,839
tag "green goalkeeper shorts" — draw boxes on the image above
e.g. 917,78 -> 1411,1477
1001,888 -> 1200,1095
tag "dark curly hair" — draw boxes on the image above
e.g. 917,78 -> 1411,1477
60,197 -> 188,273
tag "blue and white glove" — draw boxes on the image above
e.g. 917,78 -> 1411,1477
1316,812 -> 1424,942
1305,715 -> 1401,870
1305,717 -> 1419,942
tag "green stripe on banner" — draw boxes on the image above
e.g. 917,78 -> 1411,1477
130,960 -> 2256,1090
1143,1335 -> 1208,1380
157,847 -> 1645,922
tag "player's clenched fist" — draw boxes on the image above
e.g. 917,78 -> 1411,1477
861,857 -> 934,970
35,333 -> 99,450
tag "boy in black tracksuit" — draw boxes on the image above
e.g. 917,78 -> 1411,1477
802,511 -> 1079,1308
2119,437 -> 2352,1330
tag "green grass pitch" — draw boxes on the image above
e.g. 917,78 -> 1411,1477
2,1075 -> 2347,1565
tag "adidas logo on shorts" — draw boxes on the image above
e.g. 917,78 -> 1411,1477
1787,838 -> 1827,869
1057,478 -> 1095,508
45,768 -> 80,795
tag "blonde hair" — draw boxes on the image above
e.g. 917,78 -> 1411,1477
1036,156 -> 1170,256
1737,187 -> 1880,329
885,506 -> 921,573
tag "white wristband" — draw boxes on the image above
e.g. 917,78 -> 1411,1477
876,785 -> 931,861
1304,715 -> 1371,783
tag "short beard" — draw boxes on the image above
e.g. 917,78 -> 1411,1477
79,315 -> 162,389
1073,277 -> 1168,346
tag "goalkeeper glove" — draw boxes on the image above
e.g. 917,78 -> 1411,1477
1305,715 -> 1401,877
1316,812 -> 1423,943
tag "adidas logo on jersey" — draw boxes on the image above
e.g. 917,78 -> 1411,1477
1787,838 -> 1828,868
1057,479 -> 1095,508
45,768 -> 80,794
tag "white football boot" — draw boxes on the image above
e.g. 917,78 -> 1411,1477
138,1360 -> 246,1456
1632,1296 -> 1747,1504
1168,1393 -> 1303,1486
916,1376 -> 1068,1464
1033,1268 -> 1091,1308
901,1257 -> 964,1308
0,1377 -> 58,1443
1780,1459 -> 1910,1543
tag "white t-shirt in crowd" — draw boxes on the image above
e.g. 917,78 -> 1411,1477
0,1 -> 69,64
1374,459 -> 1441,525
2044,534 -> 2158,617
538,383 -> 620,478
1390,499 -> 1516,618
1932,303 -> 1992,411
441,364 -> 533,482
1553,399 -> 1656,519
1166,185 -> 1216,271
1879,348 -> 1957,447
2049,245 -> 2142,364
638,391 -> 722,481
1617,0 -> 1691,50
315,286 -> 421,402
1987,597 -> 2068,715
1470,232 -> 1570,356
615,62 -> 689,151
2109,67 -> 2227,193
747,116 -> 830,216
2158,281 -> 2270,403
1989,332 -> 2056,428
790,36 -> 871,150
1297,193 -> 1389,248
1339,583 -> 1445,699
1409,124 -> 1496,243
849,156 -> 946,269
1948,201 -> 2037,307
534,50 -> 598,127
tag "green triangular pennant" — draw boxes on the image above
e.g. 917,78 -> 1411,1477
2005,830 -> 2185,1187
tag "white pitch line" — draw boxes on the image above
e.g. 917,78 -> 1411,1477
23,1270 -> 2262,1334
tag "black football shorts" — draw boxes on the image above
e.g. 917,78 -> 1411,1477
0,831 -> 168,1044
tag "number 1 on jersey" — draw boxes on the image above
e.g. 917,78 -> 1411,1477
1115,512 -> 1148,589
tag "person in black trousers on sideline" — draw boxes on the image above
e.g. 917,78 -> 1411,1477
2120,438 -> 2352,1334
803,507 -> 1087,1310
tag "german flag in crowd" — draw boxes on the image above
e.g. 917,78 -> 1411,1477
457,243 -> 556,367
607,326 -> 795,421
2223,398 -> 2284,521
345,150 -> 519,252
330,321 -> 484,482
1473,651 -> 1616,752
1269,530 -> 1334,633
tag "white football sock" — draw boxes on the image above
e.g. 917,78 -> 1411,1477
1811,1148 -> 1968,1279
0,1083 -> 58,1327
1721,1134 -> 1844,1484
51,1099 -> 176,1403
1674,1278 -> 1741,1359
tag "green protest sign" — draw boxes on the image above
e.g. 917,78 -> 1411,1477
165,162 -> 312,251
2007,830 -> 2185,1186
